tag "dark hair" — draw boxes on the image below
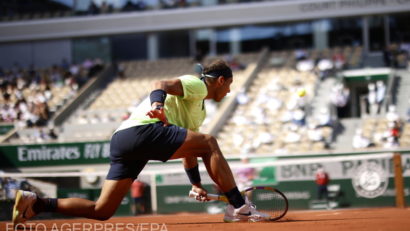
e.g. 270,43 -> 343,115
203,59 -> 233,79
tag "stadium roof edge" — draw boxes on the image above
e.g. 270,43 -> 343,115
1,0 -> 410,43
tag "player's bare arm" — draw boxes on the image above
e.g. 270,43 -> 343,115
183,156 -> 209,201
153,78 -> 184,97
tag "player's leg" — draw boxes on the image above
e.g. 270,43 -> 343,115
13,131 -> 148,226
169,130 -> 236,192
57,178 -> 132,220
56,154 -> 148,220
12,178 -> 132,227
169,130 -> 270,222
55,127 -> 150,220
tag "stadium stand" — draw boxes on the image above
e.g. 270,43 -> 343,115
54,53 -> 257,142
1,44 -> 408,151
1,42 -> 408,154
218,62 -> 324,155
0,60 -> 105,143
213,46 -> 369,155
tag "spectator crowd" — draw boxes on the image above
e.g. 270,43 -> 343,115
0,58 -> 104,142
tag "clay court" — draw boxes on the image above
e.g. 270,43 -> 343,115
1,207 -> 409,231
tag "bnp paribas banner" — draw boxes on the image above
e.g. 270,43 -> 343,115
0,141 -> 111,168
276,154 -> 410,181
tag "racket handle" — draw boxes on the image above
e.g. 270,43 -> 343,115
188,190 -> 221,201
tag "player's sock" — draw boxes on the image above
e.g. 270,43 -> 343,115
224,187 -> 245,209
33,197 -> 58,213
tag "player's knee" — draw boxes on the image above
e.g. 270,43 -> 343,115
203,135 -> 221,156
95,216 -> 110,221
204,134 -> 218,147
94,202 -> 115,221
94,211 -> 113,221
196,134 -> 220,159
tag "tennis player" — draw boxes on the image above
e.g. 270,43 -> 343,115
12,59 -> 268,226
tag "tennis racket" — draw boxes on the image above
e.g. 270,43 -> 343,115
189,186 -> 288,221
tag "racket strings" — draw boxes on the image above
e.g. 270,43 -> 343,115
250,189 -> 288,221
271,193 -> 287,218
271,192 -> 288,219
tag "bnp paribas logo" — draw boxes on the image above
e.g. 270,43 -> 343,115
352,162 -> 388,199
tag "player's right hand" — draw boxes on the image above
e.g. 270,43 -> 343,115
191,185 -> 209,202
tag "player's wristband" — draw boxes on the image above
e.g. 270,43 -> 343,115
154,105 -> 164,110
185,165 -> 201,184
150,89 -> 167,106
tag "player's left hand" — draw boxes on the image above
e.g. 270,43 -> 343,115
146,106 -> 169,126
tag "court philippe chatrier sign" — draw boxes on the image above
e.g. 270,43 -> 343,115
299,0 -> 410,12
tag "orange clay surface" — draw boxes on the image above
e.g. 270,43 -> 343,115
1,207 -> 410,231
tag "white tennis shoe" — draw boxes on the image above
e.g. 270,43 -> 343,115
12,190 -> 38,227
223,197 -> 270,222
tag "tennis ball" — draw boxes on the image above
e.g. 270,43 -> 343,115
297,88 -> 306,97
